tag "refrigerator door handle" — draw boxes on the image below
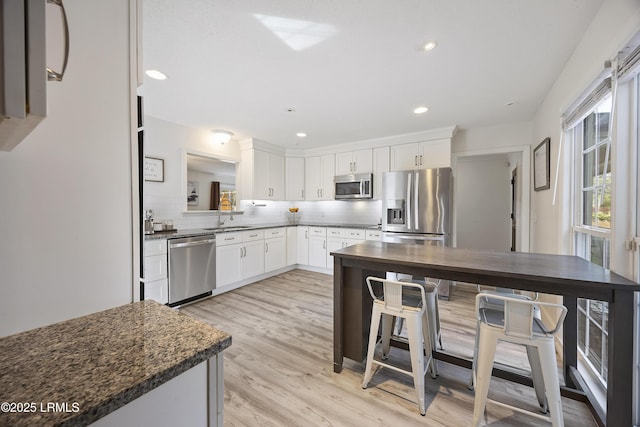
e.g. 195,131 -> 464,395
414,171 -> 420,231
406,173 -> 412,230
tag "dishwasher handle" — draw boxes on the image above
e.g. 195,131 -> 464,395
169,238 -> 216,249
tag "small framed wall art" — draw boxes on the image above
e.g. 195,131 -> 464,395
144,157 -> 164,182
533,138 -> 550,191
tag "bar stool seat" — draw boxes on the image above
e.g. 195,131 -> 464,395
472,293 -> 567,427
362,276 -> 437,415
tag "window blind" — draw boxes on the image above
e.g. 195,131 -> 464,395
562,78 -> 611,131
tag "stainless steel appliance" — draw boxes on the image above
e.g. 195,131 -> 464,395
381,167 -> 453,298
334,173 -> 373,200
168,234 -> 216,306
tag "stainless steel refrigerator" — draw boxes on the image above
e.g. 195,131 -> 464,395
381,167 -> 453,298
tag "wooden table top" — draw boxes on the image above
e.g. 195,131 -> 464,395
331,241 -> 640,295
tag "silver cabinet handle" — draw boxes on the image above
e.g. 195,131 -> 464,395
414,155 -> 418,166
323,240 -> 326,249
46,0 -> 69,81
265,242 -> 269,253
301,189 -> 304,199
419,154 -> 423,165
305,230 -> 308,239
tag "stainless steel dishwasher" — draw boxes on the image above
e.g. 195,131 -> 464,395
168,234 -> 216,306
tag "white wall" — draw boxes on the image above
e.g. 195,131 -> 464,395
0,0 -> 134,336
456,155 -> 512,251
531,0 -> 640,255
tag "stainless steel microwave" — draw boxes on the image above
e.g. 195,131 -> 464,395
334,173 -> 373,200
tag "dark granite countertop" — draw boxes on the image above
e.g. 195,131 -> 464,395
145,223 -> 379,241
0,301 -> 231,426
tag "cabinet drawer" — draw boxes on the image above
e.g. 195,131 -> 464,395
265,227 -> 286,239
144,254 -> 167,281
243,230 -> 265,242
309,226 -> 326,237
344,228 -> 365,240
144,239 -> 167,256
327,228 -> 343,238
366,229 -> 382,241
216,232 -> 243,246
144,278 -> 168,304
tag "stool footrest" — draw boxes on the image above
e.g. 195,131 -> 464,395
486,398 -> 552,423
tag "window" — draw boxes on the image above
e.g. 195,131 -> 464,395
572,94 -> 612,386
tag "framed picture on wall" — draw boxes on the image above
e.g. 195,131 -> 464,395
534,138 -> 550,191
187,181 -> 199,206
144,157 -> 164,182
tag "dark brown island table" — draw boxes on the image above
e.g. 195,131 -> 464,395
331,241 -> 640,427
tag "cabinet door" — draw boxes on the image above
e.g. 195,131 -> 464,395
145,278 -> 168,304
286,227 -> 297,265
326,238 -> 344,269
373,146 -> 390,200
305,156 -> 322,201
418,138 -> 451,168
352,149 -> 373,173
390,142 -> 419,171
308,236 -> 326,268
297,226 -> 309,264
242,239 -> 265,278
216,244 -> 243,287
269,153 -> 285,199
335,152 -> 354,175
265,237 -> 286,272
144,254 -> 167,282
319,154 -> 335,200
253,149 -> 271,199
286,157 -> 305,200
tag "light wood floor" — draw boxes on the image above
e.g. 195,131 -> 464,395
182,269 -> 597,427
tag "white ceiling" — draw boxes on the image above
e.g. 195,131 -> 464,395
141,0 -> 603,150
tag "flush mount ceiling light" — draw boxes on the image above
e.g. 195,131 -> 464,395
296,132 -> 307,137
211,130 -> 233,145
422,40 -> 437,51
145,69 -> 168,80
413,106 -> 429,114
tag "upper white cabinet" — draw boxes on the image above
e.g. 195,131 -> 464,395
390,138 -> 451,171
305,155 -> 335,201
285,157 -> 305,200
240,140 -> 285,200
372,146 -> 390,200
335,149 -> 373,175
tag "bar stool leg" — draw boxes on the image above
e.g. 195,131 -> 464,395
405,313 -> 427,415
525,345 -> 548,413
538,340 -> 564,427
381,313 -> 394,360
363,304 -> 382,389
421,310 -> 437,378
472,326 -> 498,427
469,319 -> 480,390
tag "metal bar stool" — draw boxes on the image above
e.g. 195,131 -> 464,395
472,293 -> 567,427
362,276 -> 437,416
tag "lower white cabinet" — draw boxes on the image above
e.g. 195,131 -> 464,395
308,227 -> 327,268
143,239 -> 168,304
326,228 -> 365,267
365,229 -> 382,241
216,231 -> 265,288
297,226 -> 309,265
286,227 -> 297,266
265,227 -> 286,272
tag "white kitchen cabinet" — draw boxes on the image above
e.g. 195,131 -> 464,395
285,157 -> 305,200
390,138 -> 451,171
373,146 -> 390,200
264,227 -> 286,272
286,226 -> 297,266
335,149 -> 373,175
326,228 -> 365,267
365,229 -> 382,241
143,239 -> 168,304
308,227 -> 327,268
305,155 -> 335,200
297,226 -> 309,265
241,148 -> 285,200
216,230 -> 265,288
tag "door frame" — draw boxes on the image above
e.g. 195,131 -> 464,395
452,145 -> 531,252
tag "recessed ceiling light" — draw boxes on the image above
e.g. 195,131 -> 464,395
296,132 -> 307,137
423,40 -> 437,51
413,106 -> 429,114
145,69 -> 168,80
